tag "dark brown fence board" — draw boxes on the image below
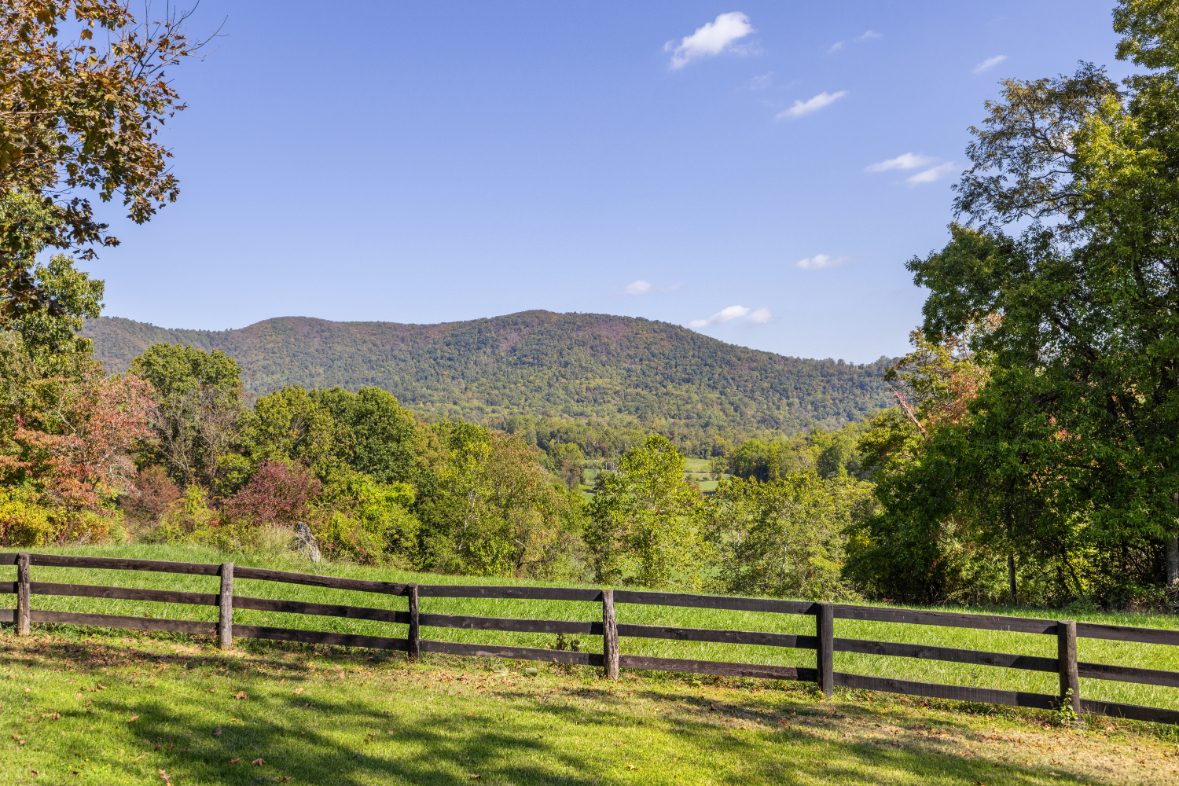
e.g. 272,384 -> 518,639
420,639 -> 604,666
418,585 -> 602,602
28,554 -> 220,576
0,553 -> 16,566
28,610 -> 216,635
234,596 -> 410,624
614,590 -> 814,615
232,624 -> 410,651
834,638 -> 1058,672
30,582 -> 218,606
233,567 -> 408,595
419,612 -> 601,636
617,623 -> 817,649
1080,699 -> 1179,725
1077,662 -> 1179,688
834,605 -> 1057,635
1076,622 -> 1179,647
0,609 -> 12,623
1,581 -> 13,594
618,654 -> 818,681
833,672 -> 1058,709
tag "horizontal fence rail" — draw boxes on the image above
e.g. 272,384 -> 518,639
3,552 -> 1179,725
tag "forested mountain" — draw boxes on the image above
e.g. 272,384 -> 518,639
83,311 -> 893,439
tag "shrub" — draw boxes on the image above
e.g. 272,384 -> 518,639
122,465 -> 182,521
222,461 -> 321,529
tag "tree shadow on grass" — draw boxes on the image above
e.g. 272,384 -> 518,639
1,634 -> 1132,785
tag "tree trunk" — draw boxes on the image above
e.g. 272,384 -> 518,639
1167,537 -> 1179,587
1008,552 -> 1017,605
1170,493 -> 1179,587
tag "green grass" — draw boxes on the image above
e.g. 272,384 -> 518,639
4,544 -> 1179,714
4,629 -> 1179,785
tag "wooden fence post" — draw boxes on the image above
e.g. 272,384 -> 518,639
1057,619 -> 1082,724
817,601 -> 834,698
217,562 -> 234,650
16,552 -> 30,636
602,589 -> 619,680
408,584 -> 421,659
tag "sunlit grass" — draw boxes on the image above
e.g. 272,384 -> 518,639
4,543 -> 1179,712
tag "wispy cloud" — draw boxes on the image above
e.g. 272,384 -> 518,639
689,305 -> 750,328
865,152 -> 938,172
659,283 -> 685,292
747,307 -> 773,324
777,90 -> 847,120
973,55 -> 1007,74
906,162 -> 956,184
797,254 -> 850,270
827,40 -> 845,54
749,71 -> 773,90
856,30 -> 882,41
623,280 -> 651,295
666,12 -> 755,70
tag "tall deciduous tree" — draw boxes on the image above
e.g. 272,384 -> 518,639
906,0 -> 1179,597
130,344 -> 248,490
1,1 -> 212,320
585,434 -> 702,588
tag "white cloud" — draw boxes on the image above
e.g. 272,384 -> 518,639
747,307 -> 773,324
973,55 -> 1007,74
660,282 -> 685,292
865,152 -> 938,172
666,12 -> 754,70
623,280 -> 652,295
906,162 -> 956,184
856,30 -> 882,41
689,305 -> 751,328
777,90 -> 847,120
828,40 -> 845,53
749,71 -> 772,90
797,254 -> 851,270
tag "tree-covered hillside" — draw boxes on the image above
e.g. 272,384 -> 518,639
83,311 -> 892,438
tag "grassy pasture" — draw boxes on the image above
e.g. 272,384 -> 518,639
4,545 -> 1179,713
4,628 -> 1179,785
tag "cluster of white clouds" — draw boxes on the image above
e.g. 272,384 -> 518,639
796,254 -> 850,270
623,280 -> 683,295
689,305 -> 772,329
828,29 -> 882,54
665,12 -> 755,70
973,55 -> 1007,74
865,152 -> 956,185
778,91 -> 847,120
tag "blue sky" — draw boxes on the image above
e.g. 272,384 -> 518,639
84,1 -> 1132,363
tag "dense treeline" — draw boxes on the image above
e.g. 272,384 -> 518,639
81,313 -> 895,450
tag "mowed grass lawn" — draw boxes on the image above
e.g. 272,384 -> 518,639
3,631 -> 1179,785
3,544 -> 1179,783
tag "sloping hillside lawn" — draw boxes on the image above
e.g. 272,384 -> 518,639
3,545 -> 1179,784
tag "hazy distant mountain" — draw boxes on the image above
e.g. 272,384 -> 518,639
83,311 -> 894,434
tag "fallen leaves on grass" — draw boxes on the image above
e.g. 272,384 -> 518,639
235,691 -> 248,700
128,714 -> 139,722
213,726 -> 222,737
469,775 -> 481,780
230,758 -> 241,764
158,769 -> 171,783
252,758 -> 265,766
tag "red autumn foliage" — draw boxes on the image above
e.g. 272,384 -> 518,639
222,461 -> 321,528
122,464 -> 182,521
12,371 -> 156,514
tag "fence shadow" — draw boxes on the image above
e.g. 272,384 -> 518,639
1,635 -> 1130,785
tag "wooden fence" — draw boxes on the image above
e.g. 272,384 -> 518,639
3,552 -> 1179,725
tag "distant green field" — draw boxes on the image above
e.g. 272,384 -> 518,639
5,544 -> 1179,713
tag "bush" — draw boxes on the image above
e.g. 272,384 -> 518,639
122,465 -> 182,521
222,461 -> 321,529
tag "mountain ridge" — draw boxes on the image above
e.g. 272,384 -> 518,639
82,311 -> 895,437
